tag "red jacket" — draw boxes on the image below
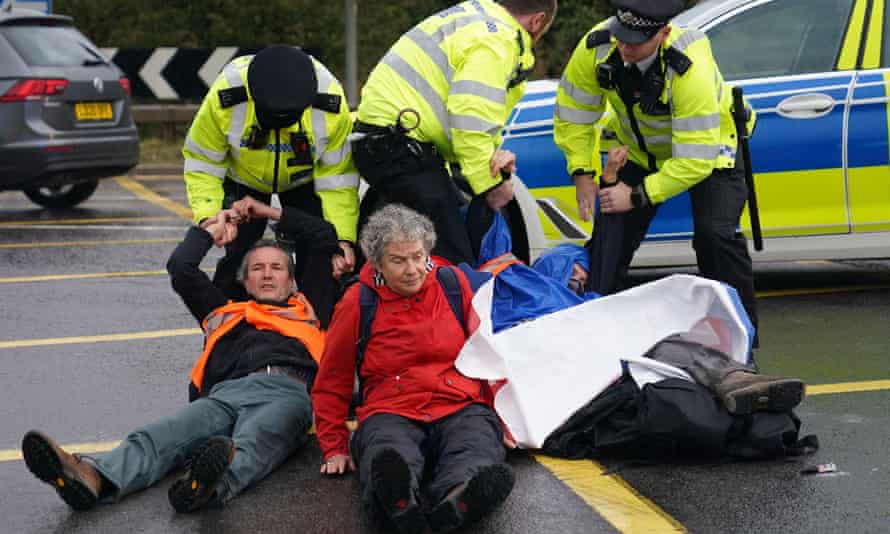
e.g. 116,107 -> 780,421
312,263 -> 487,459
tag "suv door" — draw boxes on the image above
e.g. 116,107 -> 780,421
704,0 -> 856,240
847,0 -> 890,235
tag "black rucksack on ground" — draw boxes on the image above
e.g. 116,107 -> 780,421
542,374 -> 818,461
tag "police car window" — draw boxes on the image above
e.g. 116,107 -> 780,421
706,0 -> 853,80
0,24 -> 100,67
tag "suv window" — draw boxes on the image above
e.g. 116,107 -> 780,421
0,23 -> 105,67
707,0 -> 854,80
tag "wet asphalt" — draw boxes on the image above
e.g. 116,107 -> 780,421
0,176 -> 887,534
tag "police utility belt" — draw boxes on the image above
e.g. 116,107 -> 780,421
351,113 -> 444,188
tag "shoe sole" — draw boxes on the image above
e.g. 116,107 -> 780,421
370,448 -> 426,534
168,436 -> 234,513
22,431 -> 98,511
429,463 -> 515,533
724,379 -> 806,415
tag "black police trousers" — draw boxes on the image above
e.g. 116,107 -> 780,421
352,129 -> 476,265
213,179 -> 339,328
585,159 -> 759,332
350,404 -> 506,516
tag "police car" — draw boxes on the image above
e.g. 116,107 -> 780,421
503,0 -> 890,265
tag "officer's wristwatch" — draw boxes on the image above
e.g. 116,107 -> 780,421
630,184 -> 650,209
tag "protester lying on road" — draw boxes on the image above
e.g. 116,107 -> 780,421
22,207 -> 331,513
313,204 -> 514,534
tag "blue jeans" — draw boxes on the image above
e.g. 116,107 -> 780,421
90,373 -> 311,504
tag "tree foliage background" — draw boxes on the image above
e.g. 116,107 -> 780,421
55,0 -> 697,84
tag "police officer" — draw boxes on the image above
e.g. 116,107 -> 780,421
183,45 -> 359,323
554,0 -> 759,335
352,0 -> 557,265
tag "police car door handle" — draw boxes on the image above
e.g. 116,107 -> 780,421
777,93 -> 835,119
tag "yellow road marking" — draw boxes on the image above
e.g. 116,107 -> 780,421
533,454 -> 686,532
0,237 -> 180,249
807,380 -> 890,396
0,216 -> 178,227
757,284 -> 890,298
0,440 -> 120,462
0,268 -> 213,284
115,176 -> 192,220
0,328 -> 200,349
131,175 -> 181,182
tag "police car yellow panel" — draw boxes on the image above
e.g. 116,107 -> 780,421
503,0 -> 890,264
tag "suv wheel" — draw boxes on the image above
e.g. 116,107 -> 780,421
24,180 -> 99,209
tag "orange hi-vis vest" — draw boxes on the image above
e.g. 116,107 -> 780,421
189,294 -> 325,393
478,252 -> 522,276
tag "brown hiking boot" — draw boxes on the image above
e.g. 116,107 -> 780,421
716,371 -> 806,415
22,430 -> 102,511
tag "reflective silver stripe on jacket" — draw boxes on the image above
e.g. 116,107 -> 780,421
480,252 -> 519,273
639,118 -> 671,130
559,77 -> 601,107
223,58 -> 250,162
315,172 -> 360,191
450,113 -> 500,135
386,12 -> 510,137
556,105 -> 603,125
185,135 -> 226,163
318,141 -> 351,168
203,311 -> 237,334
310,61 -> 337,161
228,167 -> 271,188
450,79 -> 506,106
384,52 -> 450,135
673,143 -> 720,159
672,113 -> 720,132
184,158 -> 227,180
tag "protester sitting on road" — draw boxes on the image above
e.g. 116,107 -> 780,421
312,204 -> 514,534
21,205 -> 330,513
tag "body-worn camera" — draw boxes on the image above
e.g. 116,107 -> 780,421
287,131 -> 313,167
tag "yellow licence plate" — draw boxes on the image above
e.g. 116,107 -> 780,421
75,102 -> 113,121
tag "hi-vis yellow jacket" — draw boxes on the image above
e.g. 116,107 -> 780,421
357,0 -> 535,195
554,22 -> 755,204
183,55 -> 359,242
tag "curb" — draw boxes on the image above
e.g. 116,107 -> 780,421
132,163 -> 182,176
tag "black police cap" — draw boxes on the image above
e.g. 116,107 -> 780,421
608,0 -> 684,44
248,45 -> 318,129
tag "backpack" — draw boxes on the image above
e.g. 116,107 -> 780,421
353,266 -> 466,405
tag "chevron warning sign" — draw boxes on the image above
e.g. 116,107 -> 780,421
98,47 -> 323,101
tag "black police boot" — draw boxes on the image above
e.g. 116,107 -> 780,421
168,436 -> 234,513
369,448 -> 426,534
428,463 -> 515,533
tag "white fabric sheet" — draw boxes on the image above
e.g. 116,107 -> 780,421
455,274 -> 751,449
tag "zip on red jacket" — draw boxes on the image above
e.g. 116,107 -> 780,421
312,262 -> 488,460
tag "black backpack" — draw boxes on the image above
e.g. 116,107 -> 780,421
353,266 -> 466,405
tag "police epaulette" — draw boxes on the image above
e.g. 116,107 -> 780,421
313,93 -> 342,113
218,86 -> 248,109
663,47 -> 693,75
586,29 -> 611,49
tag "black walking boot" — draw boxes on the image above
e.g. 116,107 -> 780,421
168,435 -> 234,513
428,463 -> 515,533
369,448 -> 426,534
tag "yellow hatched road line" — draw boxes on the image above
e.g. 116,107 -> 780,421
757,284 -> 890,298
115,176 -> 192,220
0,328 -> 200,349
0,237 -> 180,249
0,440 -> 120,463
534,454 -> 686,532
0,216 -> 179,227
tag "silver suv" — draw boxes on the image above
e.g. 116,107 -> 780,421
0,6 -> 139,208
